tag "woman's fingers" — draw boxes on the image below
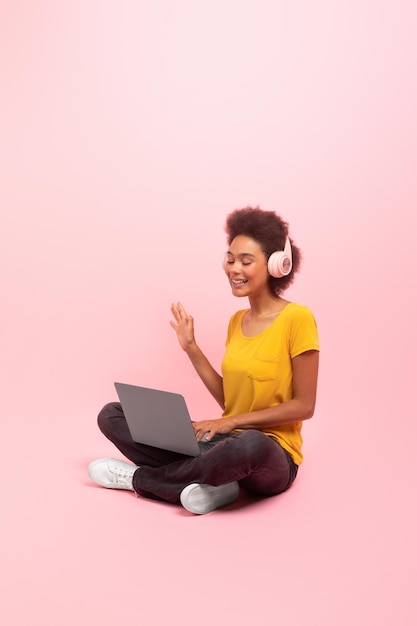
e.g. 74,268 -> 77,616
171,301 -> 190,322
171,302 -> 180,321
193,420 -> 218,441
170,303 -> 196,350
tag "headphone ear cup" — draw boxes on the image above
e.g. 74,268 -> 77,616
267,238 -> 293,278
268,251 -> 285,278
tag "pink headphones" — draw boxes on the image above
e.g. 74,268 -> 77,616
267,237 -> 293,278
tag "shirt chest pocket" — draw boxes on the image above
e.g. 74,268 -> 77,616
248,352 -> 280,382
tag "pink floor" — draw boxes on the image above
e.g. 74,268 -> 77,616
3,387 -> 416,626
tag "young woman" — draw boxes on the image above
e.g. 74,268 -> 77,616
88,207 -> 319,514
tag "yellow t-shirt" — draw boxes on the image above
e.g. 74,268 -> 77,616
221,303 -> 320,465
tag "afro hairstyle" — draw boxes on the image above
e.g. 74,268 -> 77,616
225,206 -> 302,296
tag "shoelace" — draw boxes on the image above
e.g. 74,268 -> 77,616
110,464 -> 134,483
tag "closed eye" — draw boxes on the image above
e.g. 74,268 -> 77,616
226,259 -> 252,266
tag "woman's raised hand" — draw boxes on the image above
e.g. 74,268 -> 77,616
170,302 -> 225,409
170,302 -> 196,352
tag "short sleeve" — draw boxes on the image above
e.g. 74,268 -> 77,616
288,306 -> 320,358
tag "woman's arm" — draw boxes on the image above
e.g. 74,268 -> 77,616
170,302 -> 225,409
193,350 -> 319,441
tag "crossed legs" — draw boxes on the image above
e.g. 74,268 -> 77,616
95,402 -> 298,504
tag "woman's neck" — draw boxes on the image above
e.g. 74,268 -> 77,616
242,295 -> 290,337
248,294 -> 289,319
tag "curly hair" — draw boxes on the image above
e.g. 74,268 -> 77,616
225,206 -> 302,296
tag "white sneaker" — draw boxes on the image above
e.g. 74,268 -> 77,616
88,458 -> 137,491
180,482 -> 239,514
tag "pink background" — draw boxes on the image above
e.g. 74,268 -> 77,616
1,1 -> 416,624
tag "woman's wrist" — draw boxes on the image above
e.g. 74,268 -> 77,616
226,414 -> 242,430
183,341 -> 200,357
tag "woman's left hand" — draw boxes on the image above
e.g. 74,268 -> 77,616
192,418 -> 235,442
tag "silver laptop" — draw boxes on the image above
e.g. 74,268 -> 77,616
114,382 -> 201,457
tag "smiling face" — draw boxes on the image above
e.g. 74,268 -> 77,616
225,235 -> 270,298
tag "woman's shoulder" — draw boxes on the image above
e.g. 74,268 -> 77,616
281,302 -> 318,327
283,301 -> 315,316
228,308 -> 248,326
229,308 -> 249,319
